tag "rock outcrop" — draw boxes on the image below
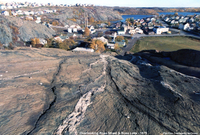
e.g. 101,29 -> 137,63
51,7 -> 122,26
169,49 -> 200,68
0,48 -> 200,135
0,16 -> 55,46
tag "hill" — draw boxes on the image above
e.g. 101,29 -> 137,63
0,16 -> 55,47
0,48 -> 200,134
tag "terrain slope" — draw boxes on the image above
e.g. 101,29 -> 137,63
0,48 -> 200,135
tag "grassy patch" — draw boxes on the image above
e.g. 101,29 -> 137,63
130,36 -> 200,53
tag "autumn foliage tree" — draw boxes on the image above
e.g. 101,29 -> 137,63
114,43 -> 121,52
89,39 -> 105,53
107,22 -> 111,26
52,20 -> 59,26
115,36 -> 124,42
89,17 -> 95,23
58,39 -> 75,50
84,27 -> 90,37
31,38 -> 40,47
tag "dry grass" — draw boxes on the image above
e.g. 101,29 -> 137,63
131,36 -> 200,53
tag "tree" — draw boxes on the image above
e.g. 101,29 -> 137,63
89,17 -> 95,23
8,43 -> 14,50
114,43 -> 121,52
107,22 -> 111,26
35,38 -> 40,44
115,36 -> 124,42
52,20 -> 59,26
31,38 -> 40,47
84,27 -> 90,37
9,10 -> 12,16
31,38 -> 36,46
126,18 -> 131,28
89,39 -> 105,53
58,39 -> 75,50
174,12 -> 178,16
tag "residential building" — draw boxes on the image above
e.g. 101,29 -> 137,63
93,37 -> 108,44
1,11 -> 9,16
153,26 -> 169,34
73,47 -> 94,52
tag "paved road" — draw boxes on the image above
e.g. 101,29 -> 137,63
120,37 -> 139,56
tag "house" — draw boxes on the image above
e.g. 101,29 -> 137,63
107,42 -> 115,49
67,33 -> 82,39
116,41 -> 126,47
164,17 -> 169,22
35,17 -> 41,23
38,38 -> 47,45
72,47 -> 94,52
175,16 -> 180,20
25,16 -> 33,21
11,11 -> 17,16
88,25 -> 95,34
135,28 -> 143,34
54,36 -> 63,42
183,23 -> 190,31
1,11 -> 9,16
73,28 -> 77,33
153,26 -> 169,34
117,29 -> 125,35
93,37 -> 108,44
189,18 -> 194,23
23,11 -> 30,16
70,24 -> 81,29
179,24 -> 184,30
170,20 -> 175,24
68,28 -> 72,33
0,5 -> 6,10
90,29 -> 96,34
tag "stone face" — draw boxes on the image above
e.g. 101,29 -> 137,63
0,24 -> 12,45
19,22 -> 55,42
0,16 -> 55,46
52,7 -> 122,26
170,49 -> 200,68
0,48 -> 200,135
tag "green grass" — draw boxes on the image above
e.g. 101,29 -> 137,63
130,36 -> 200,53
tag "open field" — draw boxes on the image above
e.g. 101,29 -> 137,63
130,36 -> 200,53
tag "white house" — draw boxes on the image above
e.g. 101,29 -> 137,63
68,28 -> 72,33
73,28 -> 77,33
183,23 -> 190,31
73,47 -> 94,52
107,42 -> 115,49
93,37 -> 108,44
1,11 -> 9,16
0,5 -> 6,10
35,17 -> 41,23
38,38 -> 47,45
135,28 -> 143,34
153,26 -> 169,34
117,30 -> 125,35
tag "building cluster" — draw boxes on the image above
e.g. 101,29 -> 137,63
1,9 -> 57,17
0,2 -> 94,10
161,14 -> 200,32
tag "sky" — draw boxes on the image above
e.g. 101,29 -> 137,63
1,0 -> 200,7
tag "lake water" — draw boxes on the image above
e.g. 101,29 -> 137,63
158,12 -> 200,16
113,12 -> 200,23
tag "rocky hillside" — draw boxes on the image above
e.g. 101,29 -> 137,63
113,7 -> 159,15
0,16 -> 55,46
0,48 -> 200,135
49,7 -> 123,26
